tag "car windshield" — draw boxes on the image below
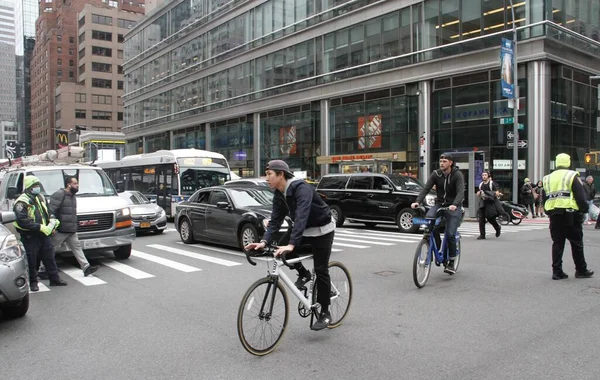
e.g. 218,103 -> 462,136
30,169 -> 116,197
119,192 -> 150,205
180,168 -> 229,195
228,188 -> 274,208
389,175 -> 424,192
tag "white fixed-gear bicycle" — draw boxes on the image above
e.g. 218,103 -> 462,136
237,245 -> 352,356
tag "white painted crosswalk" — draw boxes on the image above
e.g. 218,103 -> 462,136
29,222 -> 548,293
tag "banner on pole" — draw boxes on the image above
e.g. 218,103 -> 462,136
500,38 -> 515,99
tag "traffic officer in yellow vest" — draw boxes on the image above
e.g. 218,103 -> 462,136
542,153 -> 594,280
14,176 -> 68,291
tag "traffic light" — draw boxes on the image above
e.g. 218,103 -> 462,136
585,152 -> 597,165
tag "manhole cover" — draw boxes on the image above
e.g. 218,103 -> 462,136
374,270 -> 400,277
582,287 -> 600,294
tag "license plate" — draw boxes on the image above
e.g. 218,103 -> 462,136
412,217 -> 428,225
83,239 -> 101,250
140,222 -> 151,228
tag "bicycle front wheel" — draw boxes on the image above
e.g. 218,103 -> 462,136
413,239 -> 432,288
312,261 -> 353,329
237,277 -> 289,356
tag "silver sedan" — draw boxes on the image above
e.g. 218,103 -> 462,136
118,191 -> 167,234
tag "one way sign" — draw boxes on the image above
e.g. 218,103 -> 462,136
507,131 -> 518,140
507,140 -> 528,149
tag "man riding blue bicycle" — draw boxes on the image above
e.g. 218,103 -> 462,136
411,153 -> 465,274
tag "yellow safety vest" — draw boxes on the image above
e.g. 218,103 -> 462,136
542,169 -> 579,211
13,193 -> 49,231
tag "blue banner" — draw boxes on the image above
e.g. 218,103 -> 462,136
500,38 -> 515,99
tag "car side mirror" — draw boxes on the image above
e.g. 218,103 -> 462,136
216,201 -> 230,209
7,187 -> 18,200
0,211 -> 16,223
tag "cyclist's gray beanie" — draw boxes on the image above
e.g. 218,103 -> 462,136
266,160 -> 294,177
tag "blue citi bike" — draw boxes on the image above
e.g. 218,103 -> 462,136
411,206 -> 462,288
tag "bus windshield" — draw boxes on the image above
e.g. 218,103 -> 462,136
31,169 -> 116,197
180,168 -> 229,195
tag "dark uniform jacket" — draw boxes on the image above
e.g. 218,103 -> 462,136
14,192 -> 49,235
49,189 -> 78,233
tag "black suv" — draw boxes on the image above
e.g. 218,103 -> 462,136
316,173 -> 435,233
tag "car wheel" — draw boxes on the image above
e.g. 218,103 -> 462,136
114,244 -> 132,260
397,208 -> 418,233
179,217 -> 195,244
330,205 -> 345,227
364,222 -> 377,228
0,293 -> 29,319
239,224 -> 258,250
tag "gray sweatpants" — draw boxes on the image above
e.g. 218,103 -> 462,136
52,232 -> 90,270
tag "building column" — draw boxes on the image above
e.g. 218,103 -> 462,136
169,130 -> 174,150
527,61 -> 551,181
320,99 -> 330,176
253,113 -> 261,177
205,123 -> 211,151
142,136 -> 146,153
418,80 -> 432,183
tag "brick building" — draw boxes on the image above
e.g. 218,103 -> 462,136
31,0 -> 144,154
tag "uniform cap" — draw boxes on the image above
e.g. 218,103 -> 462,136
24,176 -> 40,190
555,153 -> 571,168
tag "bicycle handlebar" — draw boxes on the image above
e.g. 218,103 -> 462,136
243,244 -> 293,267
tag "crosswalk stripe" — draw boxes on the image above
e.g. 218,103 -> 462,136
132,250 -> 201,273
334,236 -> 394,246
335,232 -> 415,243
332,241 -> 368,248
332,248 -> 343,252
59,266 -> 107,286
98,259 -> 155,279
343,230 -> 423,240
30,282 -> 51,293
148,244 -> 242,267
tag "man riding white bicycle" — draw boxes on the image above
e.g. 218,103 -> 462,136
411,153 -> 465,274
245,160 -> 335,331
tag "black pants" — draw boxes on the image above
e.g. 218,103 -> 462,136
549,215 -> 588,274
287,231 -> 334,312
478,205 -> 500,236
21,233 -> 60,284
526,202 -> 535,216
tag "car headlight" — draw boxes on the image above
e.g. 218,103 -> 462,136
117,207 -> 130,217
159,208 -> 166,218
0,234 -> 23,263
425,195 -> 436,206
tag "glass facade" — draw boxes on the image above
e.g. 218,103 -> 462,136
211,117 -> 254,177
173,125 -> 206,150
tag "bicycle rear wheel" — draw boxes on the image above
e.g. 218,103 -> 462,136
413,239 -> 432,288
312,262 -> 353,329
237,277 -> 289,356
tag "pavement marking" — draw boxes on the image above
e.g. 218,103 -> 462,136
164,228 -> 177,233
332,241 -> 369,248
59,266 -> 107,286
132,250 -> 201,273
333,236 -> 394,246
30,282 -> 51,293
98,259 -> 155,279
149,244 -> 242,267
342,231 -> 422,241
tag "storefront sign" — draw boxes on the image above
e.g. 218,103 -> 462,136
493,159 -> 526,170
331,154 -> 374,163
317,151 -> 406,165
442,99 -> 526,123
358,114 -> 382,150
500,38 -> 515,99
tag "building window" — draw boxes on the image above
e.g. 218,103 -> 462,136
117,19 -> 136,29
69,60 -> 74,67
69,36 -> 74,44
75,93 -> 86,103
92,46 -> 112,57
69,48 -> 73,55
117,50 -> 123,59
92,111 -> 112,120
78,64 -> 85,75
78,48 -> 85,59
117,81 -> 123,90
92,14 -> 113,26
92,78 -> 112,88
118,112 -> 123,121
92,94 -> 112,104
78,16 -> 85,28
75,109 -> 86,119
69,71 -> 74,79
118,34 -> 124,43
92,30 -> 113,41
57,35 -> 62,42
57,47 -> 62,54
79,32 -> 85,43
117,65 -> 123,74
57,58 -> 62,65
57,69 -> 62,77
92,62 -> 112,72
55,110 -> 61,120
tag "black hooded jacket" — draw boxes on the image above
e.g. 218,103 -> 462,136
416,166 -> 465,207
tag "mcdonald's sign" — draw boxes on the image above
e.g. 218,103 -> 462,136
55,129 -> 69,149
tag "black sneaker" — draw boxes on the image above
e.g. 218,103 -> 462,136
444,260 -> 456,274
30,282 -> 39,292
37,271 -> 49,280
83,265 -> 99,277
477,235 -> 486,240
311,311 -> 331,331
495,227 -> 501,237
294,274 -> 311,290
575,269 -> 594,279
49,278 -> 68,286
552,271 -> 569,280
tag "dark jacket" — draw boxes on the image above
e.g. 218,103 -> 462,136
263,179 -> 332,247
13,191 -> 49,235
416,167 -> 465,207
583,182 -> 596,202
521,183 -> 534,205
542,173 -> 589,215
49,188 -> 78,233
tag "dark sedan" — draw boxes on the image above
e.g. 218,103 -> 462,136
174,185 -> 287,250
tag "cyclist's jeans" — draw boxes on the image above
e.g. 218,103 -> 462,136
426,205 -> 462,258
287,231 -> 334,311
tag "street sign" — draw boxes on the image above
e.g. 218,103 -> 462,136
518,123 -> 524,130
507,131 -> 518,140
500,117 -> 514,125
506,140 -> 528,149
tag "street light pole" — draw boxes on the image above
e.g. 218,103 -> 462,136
510,0 -> 519,203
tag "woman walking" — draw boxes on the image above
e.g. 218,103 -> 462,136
521,178 -> 535,218
534,180 -> 545,217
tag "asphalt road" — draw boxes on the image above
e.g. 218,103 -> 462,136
2,220 -> 600,380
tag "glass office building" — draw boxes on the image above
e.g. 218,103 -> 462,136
123,0 -> 600,193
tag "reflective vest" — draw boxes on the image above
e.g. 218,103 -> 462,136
542,169 -> 579,211
13,193 -> 49,231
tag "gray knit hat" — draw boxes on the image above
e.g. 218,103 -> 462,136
266,160 -> 294,177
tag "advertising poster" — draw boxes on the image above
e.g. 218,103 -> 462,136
55,129 -> 69,149
500,38 -> 514,99
358,114 -> 382,150
279,126 -> 297,155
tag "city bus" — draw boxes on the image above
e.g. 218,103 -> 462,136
98,149 -> 231,217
